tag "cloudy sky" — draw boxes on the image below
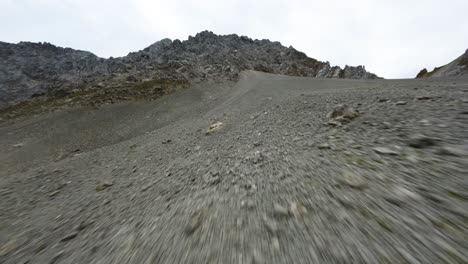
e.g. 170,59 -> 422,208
1,0 -> 467,78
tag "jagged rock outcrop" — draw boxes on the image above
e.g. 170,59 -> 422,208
0,31 -> 381,107
416,49 -> 468,78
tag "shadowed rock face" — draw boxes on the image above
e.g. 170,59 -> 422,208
0,30 -> 381,107
416,49 -> 468,78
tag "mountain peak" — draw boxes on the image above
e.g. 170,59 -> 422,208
0,31 -> 380,107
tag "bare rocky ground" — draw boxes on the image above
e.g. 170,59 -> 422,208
0,71 -> 467,263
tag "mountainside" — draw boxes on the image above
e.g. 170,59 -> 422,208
0,31 -> 380,107
416,49 -> 468,78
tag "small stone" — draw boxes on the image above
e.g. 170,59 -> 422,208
236,218 -> 243,228
241,199 -> 255,210
289,202 -> 307,219
339,171 -> 368,189
252,249 -> 265,264
378,98 -> 388,102
185,209 -> 205,235
385,186 -> 421,206
437,145 -> 468,156
382,122 -> 392,129
418,119 -> 430,126
203,171 -> 221,185
49,190 -> 60,197
49,250 -> 65,264
416,96 -> 432,100
373,147 -> 399,156
317,143 -> 331,149
263,215 -> 279,234
61,232 -> 78,242
327,120 -> 341,127
96,181 -> 113,191
0,240 -> 16,256
205,121 -> 224,135
271,237 -> 280,251
273,204 -> 289,217
13,143 -> 24,148
141,183 -> 153,192
407,134 -> 437,148
395,101 -> 407,105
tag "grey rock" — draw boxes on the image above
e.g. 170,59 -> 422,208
395,101 -> 407,105
437,145 -> 468,156
95,181 -> 113,191
289,202 -> 307,219
384,186 -> 422,205
184,209 -> 206,235
273,204 -> 289,217
317,143 -> 331,149
339,171 -> 368,189
263,215 -> 279,234
61,232 -> 78,242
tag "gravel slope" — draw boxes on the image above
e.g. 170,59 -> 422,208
1,71 -> 467,263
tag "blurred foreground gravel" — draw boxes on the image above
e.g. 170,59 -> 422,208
1,71 -> 467,263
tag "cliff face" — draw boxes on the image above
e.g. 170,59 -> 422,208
416,49 -> 468,78
0,31 -> 381,107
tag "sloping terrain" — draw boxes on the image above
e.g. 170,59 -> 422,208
1,71 -> 467,263
0,31 -> 380,107
417,49 -> 468,78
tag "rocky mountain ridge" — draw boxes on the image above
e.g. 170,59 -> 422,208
416,49 -> 468,78
0,31 -> 380,107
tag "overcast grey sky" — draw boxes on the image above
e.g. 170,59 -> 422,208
1,0 -> 467,78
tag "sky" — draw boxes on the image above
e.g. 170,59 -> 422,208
1,0 -> 468,79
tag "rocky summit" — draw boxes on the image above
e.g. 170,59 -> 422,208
0,31 -> 380,107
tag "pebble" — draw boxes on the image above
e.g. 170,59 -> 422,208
273,204 -> 289,217
95,181 -> 113,191
13,143 -> 24,148
373,147 -> 399,156
241,199 -> 255,210
317,143 -> 331,149
339,171 -> 368,189
61,231 -> 78,242
271,237 -> 280,250
437,145 -> 468,156
49,190 -> 60,197
416,96 -> 432,100
263,215 -> 279,234
49,250 -> 65,264
384,186 -> 421,205
185,209 -> 205,235
289,202 -> 307,219
205,121 -> 223,135
395,101 -> 407,105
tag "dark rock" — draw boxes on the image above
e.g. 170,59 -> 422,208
416,68 -> 428,78
407,134 -> 437,148
61,232 -> 78,242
